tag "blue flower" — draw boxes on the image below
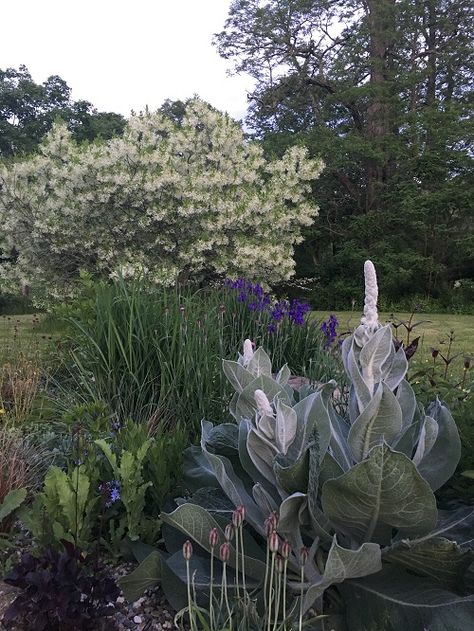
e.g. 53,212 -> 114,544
99,480 -> 121,508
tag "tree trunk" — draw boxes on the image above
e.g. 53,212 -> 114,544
365,0 -> 397,212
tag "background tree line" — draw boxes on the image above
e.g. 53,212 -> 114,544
216,0 -> 474,310
1,0 -> 474,312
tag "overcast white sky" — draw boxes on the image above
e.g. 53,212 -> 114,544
1,0 -> 254,121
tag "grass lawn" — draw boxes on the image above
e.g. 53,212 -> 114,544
313,311 -> 474,359
0,313 -> 59,362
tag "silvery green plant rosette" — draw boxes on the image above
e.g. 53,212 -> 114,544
121,261 -> 474,630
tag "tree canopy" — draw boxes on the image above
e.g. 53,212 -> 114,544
0,65 -> 126,157
215,0 -> 474,307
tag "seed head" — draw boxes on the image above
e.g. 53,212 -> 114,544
281,540 -> 291,560
224,523 -> 234,541
182,540 -> 193,561
299,546 -> 309,564
268,531 -> 280,553
209,528 -> 219,548
220,542 -> 231,563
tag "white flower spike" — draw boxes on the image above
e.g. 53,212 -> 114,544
254,389 -> 274,417
360,260 -> 380,333
242,339 -> 254,367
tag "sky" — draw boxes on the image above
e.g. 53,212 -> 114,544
0,0 -> 254,121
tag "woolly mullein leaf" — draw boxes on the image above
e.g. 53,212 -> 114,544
275,399 -> 298,454
383,537 -> 474,591
274,449 -> 309,495
347,339 -> 372,413
303,536 -> 382,613
417,400 -> 461,491
201,421 -> 266,532
275,363 -> 291,385
246,347 -> 272,378
412,416 -> 438,466
385,346 -> 409,391
321,444 -> 437,545
341,566 -> 474,631
348,383 -> 403,462
252,483 -> 278,515
359,326 -> 394,391
247,427 -> 278,486
395,378 -> 417,429
222,359 -> 254,394
161,503 -> 266,579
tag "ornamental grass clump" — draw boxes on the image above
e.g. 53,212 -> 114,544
123,260 -> 473,630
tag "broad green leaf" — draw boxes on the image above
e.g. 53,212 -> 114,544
347,338 -> 372,412
342,566 -> 474,631
183,445 -> 218,492
412,415 -> 438,466
246,347 -> 272,378
417,506 -> 474,549
291,386 -> 333,461
384,538 -> 474,590
238,419 -> 278,499
359,325 -> 393,391
348,383 -> 403,462
321,444 -> 437,545
205,423 -> 239,456
0,488 -> 27,524
319,453 -> 344,488
395,379 -> 417,428
275,363 -> 291,385
201,421 -> 265,531
275,399 -> 297,454
161,503 -> 266,579
222,360 -> 253,393
303,537 -> 382,613
385,346 -> 408,391
252,483 -> 278,515
247,427 -> 278,484
118,550 -> 162,602
418,400 -> 461,491
274,449 -> 309,495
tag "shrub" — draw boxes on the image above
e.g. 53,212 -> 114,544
0,99 -> 322,300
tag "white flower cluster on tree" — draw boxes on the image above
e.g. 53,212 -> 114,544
0,99 -> 323,299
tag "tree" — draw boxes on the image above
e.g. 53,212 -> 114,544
215,0 -> 474,307
0,65 -> 126,157
0,99 -> 322,301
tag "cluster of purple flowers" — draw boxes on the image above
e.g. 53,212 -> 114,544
225,278 -> 311,332
321,314 -> 339,349
99,480 -> 121,508
224,278 -> 271,312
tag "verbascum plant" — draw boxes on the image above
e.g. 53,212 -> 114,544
121,261 -> 474,631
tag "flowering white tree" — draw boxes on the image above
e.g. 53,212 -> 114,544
0,99 -> 323,299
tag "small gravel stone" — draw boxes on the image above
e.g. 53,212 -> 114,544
133,614 -> 143,624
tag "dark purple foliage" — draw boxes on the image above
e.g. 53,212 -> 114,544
3,541 -> 120,631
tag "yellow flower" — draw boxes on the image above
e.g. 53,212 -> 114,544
0,408 -> 5,414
